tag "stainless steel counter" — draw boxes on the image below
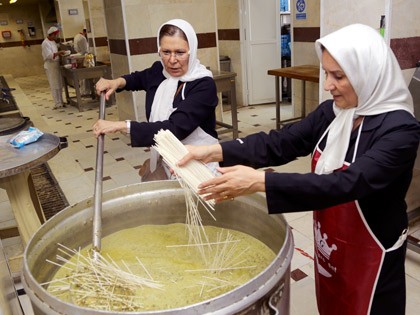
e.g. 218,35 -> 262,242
212,70 -> 238,139
61,65 -> 113,112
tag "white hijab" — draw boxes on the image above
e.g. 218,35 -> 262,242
149,19 -> 213,123
314,24 -> 414,175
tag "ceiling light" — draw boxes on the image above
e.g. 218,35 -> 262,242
10,0 -> 18,4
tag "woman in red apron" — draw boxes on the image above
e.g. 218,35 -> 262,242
178,24 -> 419,315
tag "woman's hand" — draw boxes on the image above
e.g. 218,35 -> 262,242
198,165 -> 266,202
92,119 -> 126,138
95,77 -> 125,100
177,144 -> 223,166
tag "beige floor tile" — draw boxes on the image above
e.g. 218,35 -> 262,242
410,221 -> 420,236
48,154 -> 85,181
300,261 -> 316,279
0,189 -> 9,202
290,276 -> 318,315
111,170 -> 142,187
103,160 -> 138,178
406,272 -> 420,314
0,201 -> 15,227
291,249 -> 314,272
290,227 -> 313,250
405,249 -> 420,280
283,211 -> 311,222
288,213 -> 314,241
58,173 -> 95,205
1,236 -> 24,260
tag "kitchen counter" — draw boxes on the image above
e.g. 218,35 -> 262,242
268,65 -> 320,129
0,132 -> 61,245
0,76 -> 19,116
211,70 -> 238,139
61,65 -> 113,111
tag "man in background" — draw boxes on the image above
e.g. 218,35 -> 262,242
41,26 -> 66,109
73,29 -> 89,54
73,29 -> 90,95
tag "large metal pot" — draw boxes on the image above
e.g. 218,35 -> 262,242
23,180 -> 293,315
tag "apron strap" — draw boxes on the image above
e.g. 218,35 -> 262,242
385,229 -> 408,252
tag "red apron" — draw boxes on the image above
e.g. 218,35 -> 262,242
312,148 -> 384,315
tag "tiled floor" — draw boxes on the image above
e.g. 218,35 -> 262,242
1,73 -> 419,314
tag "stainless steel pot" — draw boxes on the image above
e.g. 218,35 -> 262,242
23,180 -> 293,315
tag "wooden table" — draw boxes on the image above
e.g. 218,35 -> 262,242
268,65 -> 319,129
0,132 -> 61,245
212,70 -> 238,139
61,65 -> 112,112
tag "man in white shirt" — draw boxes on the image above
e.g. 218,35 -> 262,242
73,29 -> 90,95
73,29 -> 88,54
41,26 -> 66,109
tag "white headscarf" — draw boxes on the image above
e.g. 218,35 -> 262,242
314,24 -> 414,174
149,19 -> 213,123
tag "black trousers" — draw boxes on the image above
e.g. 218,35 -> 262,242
370,242 -> 406,315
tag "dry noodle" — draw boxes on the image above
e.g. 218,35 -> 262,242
153,129 -> 218,261
152,129 -> 216,212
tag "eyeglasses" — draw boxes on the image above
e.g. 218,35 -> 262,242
159,49 -> 190,61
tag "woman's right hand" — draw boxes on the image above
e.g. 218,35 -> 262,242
95,77 -> 125,100
177,144 -> 223,166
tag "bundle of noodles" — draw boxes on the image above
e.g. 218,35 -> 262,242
153,129 -> 216,212
153,129 -> 217,256
42,243 -> 162,311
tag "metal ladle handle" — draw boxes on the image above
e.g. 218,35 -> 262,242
92,93 -> 106,260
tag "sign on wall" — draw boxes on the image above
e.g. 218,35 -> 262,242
68,9 -> 78,15
295,0 -> 307,20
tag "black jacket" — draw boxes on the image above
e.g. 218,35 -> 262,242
121,61 -> 218,147
221,100 -> 420,248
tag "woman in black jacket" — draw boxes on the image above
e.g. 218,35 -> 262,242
178,24 -> 420,315
93,19 -> 218,180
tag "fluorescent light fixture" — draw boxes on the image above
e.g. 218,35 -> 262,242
10,0 -> 18,4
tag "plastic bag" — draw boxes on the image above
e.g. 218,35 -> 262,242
83,54 -> 95,68
9,127 -> 44,148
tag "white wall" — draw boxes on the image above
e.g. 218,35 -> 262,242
319,0 -> 386,102
319,0 -> 420,100
57,0 -> 85,41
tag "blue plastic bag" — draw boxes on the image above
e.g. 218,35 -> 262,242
9,127 -> 44,148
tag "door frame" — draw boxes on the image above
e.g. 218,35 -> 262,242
239,0 -> 281,106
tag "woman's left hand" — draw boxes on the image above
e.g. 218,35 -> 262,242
198,165 -> 266,202
92,119 -> 126,138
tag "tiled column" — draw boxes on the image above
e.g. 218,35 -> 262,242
86,0 -> 110,62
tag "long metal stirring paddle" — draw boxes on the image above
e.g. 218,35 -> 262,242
92,93 -> 106,261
